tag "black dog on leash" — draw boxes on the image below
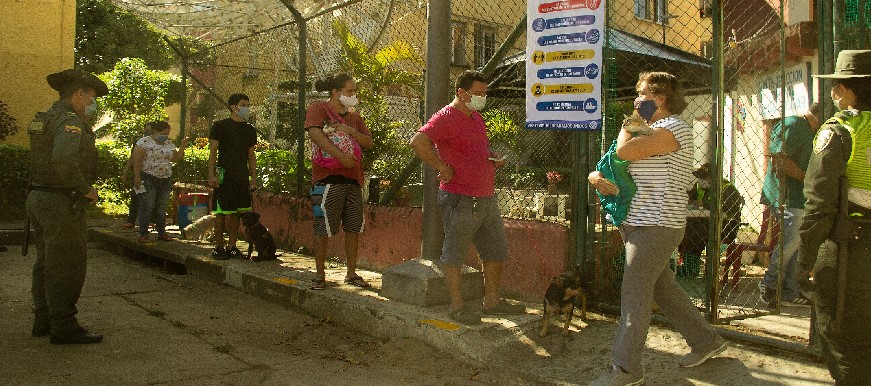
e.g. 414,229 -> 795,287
238,212 -> 277,261
540,266 -> 587,337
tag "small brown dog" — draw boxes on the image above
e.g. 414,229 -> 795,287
540,267 -> 587,337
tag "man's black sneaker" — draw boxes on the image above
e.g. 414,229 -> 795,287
227,246 -> 243,259
50,331 -> 103,345
211,246 -> 229,260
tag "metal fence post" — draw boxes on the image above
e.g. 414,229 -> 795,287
420,0 -> 452,261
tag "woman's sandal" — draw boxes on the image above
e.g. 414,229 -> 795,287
310,279 -> 326,290
157,233 -> 174,241
344,275 -> 371,288
137,235 -> 150,243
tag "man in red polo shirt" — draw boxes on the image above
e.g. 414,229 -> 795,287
410,70 -> 525,325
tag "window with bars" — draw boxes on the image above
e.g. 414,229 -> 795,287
635,0 -> 670,24
451,21 -> 467,66
474,24 -> 496,69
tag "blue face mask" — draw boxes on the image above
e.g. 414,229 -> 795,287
237,106 -> 251,119
85,99 -> 98,117
635,99 -> 658,121
155,134 -> 169,142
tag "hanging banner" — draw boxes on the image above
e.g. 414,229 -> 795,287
526,0 -> 605,130
756,64 -> 810,120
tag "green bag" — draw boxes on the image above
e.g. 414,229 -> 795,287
595,140 -> 636,226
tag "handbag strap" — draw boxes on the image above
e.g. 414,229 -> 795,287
323,104 -> 347,125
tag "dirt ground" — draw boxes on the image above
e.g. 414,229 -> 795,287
0,242 -> 835,385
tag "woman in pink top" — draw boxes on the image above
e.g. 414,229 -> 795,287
304,73 -> 374,290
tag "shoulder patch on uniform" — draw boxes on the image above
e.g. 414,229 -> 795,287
813,128 -> 835,155
27,120 -> 45,135
64,125 -> 82,134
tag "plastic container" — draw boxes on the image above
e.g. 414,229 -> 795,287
177,192 -> 210,229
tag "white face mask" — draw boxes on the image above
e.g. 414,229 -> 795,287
339,94 -> 358,108
467,95 -> 486,111
236,106 -> 251,119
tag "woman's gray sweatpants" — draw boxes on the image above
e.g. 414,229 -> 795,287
612,224 -> 719,376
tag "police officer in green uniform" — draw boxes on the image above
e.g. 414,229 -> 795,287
798,50 -> 871,385
27,69 -> 108,344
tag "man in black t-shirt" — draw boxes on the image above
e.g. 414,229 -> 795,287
208,93 -> 257,259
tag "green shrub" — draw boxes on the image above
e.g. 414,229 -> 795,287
2,141 -> 301,220
0,145 -> 30,221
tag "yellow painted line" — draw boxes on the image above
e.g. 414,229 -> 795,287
419,319 -> 460,331
546,49 -> 595,61
273,277 -> 298,285
531,83 -> 594,96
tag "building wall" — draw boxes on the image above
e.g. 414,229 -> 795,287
0,0 -> 76,147
610,0 -> 712,56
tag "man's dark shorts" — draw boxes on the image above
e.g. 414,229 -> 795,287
437,190 -> 508,267
213,172 -> 252,214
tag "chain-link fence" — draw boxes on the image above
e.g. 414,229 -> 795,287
173,0 -> 574,223
123,0 -> 866,327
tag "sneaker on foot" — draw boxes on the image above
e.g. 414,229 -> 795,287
227,246 -> 243,259
680,336 -> 727,367
759,287 -> 776,308
449,306 -> 481,325
589,366 -> 644,386
783,293 -> 813,308
211,246 -> 229,260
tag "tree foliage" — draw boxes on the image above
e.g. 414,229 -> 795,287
98,58 -> 181,145
76,0 -> 211,75
331,19 -> 422,180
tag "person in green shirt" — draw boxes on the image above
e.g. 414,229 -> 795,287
758,102 -> 820,308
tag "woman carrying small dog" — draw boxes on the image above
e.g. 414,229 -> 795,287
588,72 -> 726,385
304,73 -> 374,290
133,120 -> 188,243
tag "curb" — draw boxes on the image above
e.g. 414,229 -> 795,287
88,226 -> 540,367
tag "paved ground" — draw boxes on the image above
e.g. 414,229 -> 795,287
0,245 -> 511,385
0,222 -> 837,385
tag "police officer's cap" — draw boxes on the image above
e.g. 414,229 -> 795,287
813,50 -> 871,79
46,69 -> 109,97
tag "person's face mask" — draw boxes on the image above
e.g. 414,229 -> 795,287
85,99 -> 98,117
463,89 -> 486,111
831,84 -> 845,111
339,94 -> 359,108
236,106 -> 251,119
155,134 -> 169,142
78,90 -> 97,117
634,98 -> 658,121
468,95 -> 486,111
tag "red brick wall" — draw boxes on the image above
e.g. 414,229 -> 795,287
253,192 -> 570,300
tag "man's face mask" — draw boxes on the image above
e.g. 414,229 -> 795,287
85,99 -> 98,117
463,90 -> 486,111
236,106 -> 251,119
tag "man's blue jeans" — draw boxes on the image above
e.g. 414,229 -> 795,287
761,207 -> 804,300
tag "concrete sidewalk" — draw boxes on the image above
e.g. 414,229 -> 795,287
1,220 -> 835,385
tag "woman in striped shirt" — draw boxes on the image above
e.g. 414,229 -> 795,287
588,72 -> 727,386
